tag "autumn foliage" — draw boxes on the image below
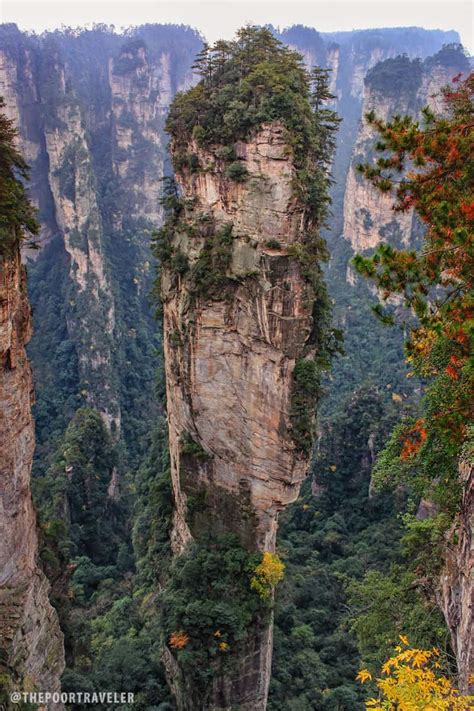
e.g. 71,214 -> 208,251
357,636 -> 474,709
354,71 -> 473,512
354,73 -> 473,328
169,630 -> 189,649
400,419 -> 427,460
250,551 -> 285,599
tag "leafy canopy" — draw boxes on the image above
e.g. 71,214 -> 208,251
250,551 -> 285,599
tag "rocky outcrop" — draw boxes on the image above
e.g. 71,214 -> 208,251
342,52 -> 468,256
43,53 -> 120,430
110,44 -> 172,226
161,122 -> 319,708
0,250 -> 64,701
342,82 -> 417,253
438,456 -> 474,694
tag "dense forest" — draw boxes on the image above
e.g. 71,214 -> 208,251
0,19 -> 472,711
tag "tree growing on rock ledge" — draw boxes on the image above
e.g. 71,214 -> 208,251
0,98 -> 39,256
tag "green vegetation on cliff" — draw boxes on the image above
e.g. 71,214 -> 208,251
349,70 -> 473,706
36,409 -> 174,709
364,56 -> 423,96
0,98 -> 39,255
162,535 -> 271,698
167,26 -> 340,224
269,388 -> 449,710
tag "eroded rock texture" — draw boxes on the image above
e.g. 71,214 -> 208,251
0,25 -> 199,444
161,124 -> 318,708
0,251 -> 64,700
343,56 -> 467,255
438,457 -> 474,694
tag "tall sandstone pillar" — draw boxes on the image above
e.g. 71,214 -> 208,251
161,120 -> 318,710
157,31 -> 337,709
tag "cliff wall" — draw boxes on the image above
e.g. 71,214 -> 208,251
438,457 -> 474,694
0,24 -> 200,461
164,124 -> 316,555
0,250 -> 64,702
342,54 -> 469,255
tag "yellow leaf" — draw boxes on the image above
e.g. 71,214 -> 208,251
357,668 -> 373,684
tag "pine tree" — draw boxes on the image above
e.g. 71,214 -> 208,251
354,72 -> 473,515
0,98 -> 39,256
310,67 -> 341,167
192,42 -> 213,83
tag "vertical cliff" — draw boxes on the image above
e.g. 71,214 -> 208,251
0,106 -> 64,701
342,47 -> 471,255
42,47 -> 120,430
342,56 -> 420,253
438,456 -> 474,694
158,29 -> 338,709
163,123 -> 317,556
0,24 -> 201,466
161,127 -> 315,711
0,254 -> 64,700
279,26 -> 459,249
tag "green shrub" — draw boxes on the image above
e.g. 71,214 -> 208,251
161,535 -> 271,698
189,222 -> 235,299
0,98 -> 39,256
290,359 -> 321,454
265,239 -> 282,249
225,161 -> 248,182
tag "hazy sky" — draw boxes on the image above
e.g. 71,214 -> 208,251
1,0 -> 473,53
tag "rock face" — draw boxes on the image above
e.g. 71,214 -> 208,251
342,83 -> 417,253
161,123 -> 318,708
43,53 -> 120,430
0,250 -> 64,700
342,53 -> 469,255
0,24 -> 200,454
438,457 -> 474,694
